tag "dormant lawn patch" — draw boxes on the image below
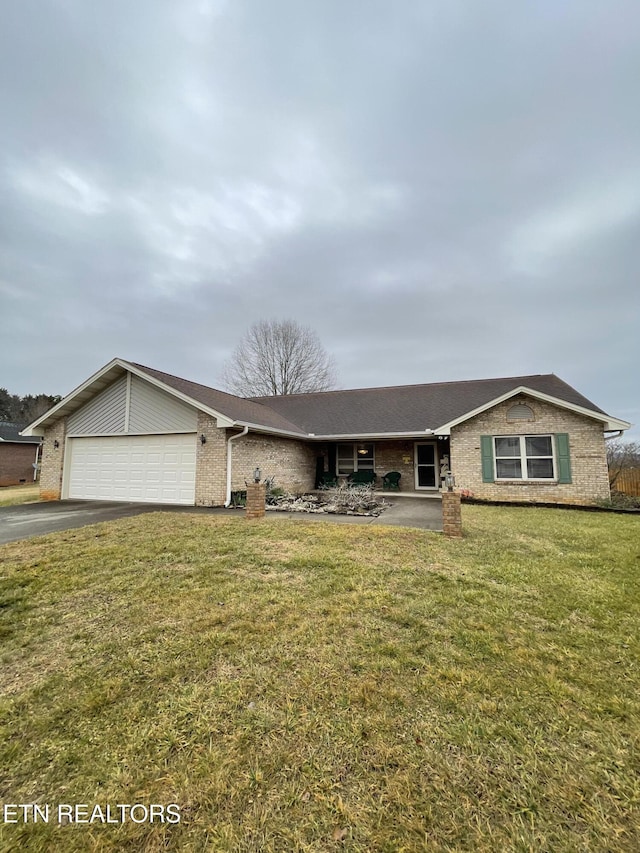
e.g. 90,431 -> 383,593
0,484 -> 40,507
0,507 -> 638,851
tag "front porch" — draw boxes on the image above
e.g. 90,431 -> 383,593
316,437 -> 451,494
374,490 -> 443,499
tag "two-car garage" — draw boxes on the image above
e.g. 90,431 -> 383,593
52,369 -> 203,505
65,434 -> 197,505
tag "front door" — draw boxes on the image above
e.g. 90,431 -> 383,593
414,442 -> 438,490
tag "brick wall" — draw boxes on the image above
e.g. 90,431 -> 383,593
450,395 -> 610,505
0,443 -> 39,486
40,418 -> 66,500
194,413 -> 227,506
373,440 -> 417,490
231,433 -> 316,494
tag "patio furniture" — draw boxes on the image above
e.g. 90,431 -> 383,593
347,470 -> 377,486
318,473 -> 338,488
382,471 -> 401,490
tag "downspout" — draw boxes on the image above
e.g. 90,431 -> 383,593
604,430 -> 624,441
224,426 -> 249,506
33,442 -> 41,482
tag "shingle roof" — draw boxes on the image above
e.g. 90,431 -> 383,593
131,364 -> 608,436
0,422 -> 41,443
21,358 -> 622,439
249,374 -> 608,435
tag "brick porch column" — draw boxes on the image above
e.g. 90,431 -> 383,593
245,482 -> 266,519
442,491 -> 463,538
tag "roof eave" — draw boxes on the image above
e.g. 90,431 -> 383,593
230,425 -> 435,440
308,430 -> 434,440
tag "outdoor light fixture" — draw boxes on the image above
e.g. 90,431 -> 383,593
253,467 -> 261,483
53,440 -> 60,449
200,434 -> 207,445
445,472 -> 455,492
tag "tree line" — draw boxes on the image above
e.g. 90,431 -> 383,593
0,388 -> 62,426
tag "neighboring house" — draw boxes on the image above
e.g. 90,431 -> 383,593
21,358 -> 631,507
0,422 -> 42,487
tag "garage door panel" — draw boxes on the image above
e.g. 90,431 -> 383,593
67,434 -> 197,505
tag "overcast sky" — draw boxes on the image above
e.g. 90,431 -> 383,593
1,1 -> 638,436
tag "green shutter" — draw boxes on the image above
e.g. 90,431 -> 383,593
555,433 -> 572,483
480,435 -> 494,482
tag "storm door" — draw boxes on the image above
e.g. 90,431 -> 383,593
414,442 -> 438,489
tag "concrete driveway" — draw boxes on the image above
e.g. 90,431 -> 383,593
0,496 -> 443,546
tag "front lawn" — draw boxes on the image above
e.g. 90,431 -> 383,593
0,484 -> 40,507
0,507 -> 638,851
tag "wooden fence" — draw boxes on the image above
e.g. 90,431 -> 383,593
613,469 -> 640,496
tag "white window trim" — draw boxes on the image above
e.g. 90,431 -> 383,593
335,442 -> 375,475
494,435 -> 556,481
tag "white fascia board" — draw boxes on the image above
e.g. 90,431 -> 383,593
433,386 -> 632,435
232,421 -> 308,439
309,430 -> 434,441
232,424 -> 435,441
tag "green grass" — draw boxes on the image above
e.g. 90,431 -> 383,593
0,484 -> 40,506
0,506 -> 638,851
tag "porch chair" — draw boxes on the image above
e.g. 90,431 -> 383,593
348,470 -> 377,486
382,471 -> 401,491
318,473 -> 338,488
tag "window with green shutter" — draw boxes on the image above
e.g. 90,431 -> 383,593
484,433 -> 571,482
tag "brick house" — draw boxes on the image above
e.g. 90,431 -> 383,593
0,422 -> 42,487
21,358 -> 630,506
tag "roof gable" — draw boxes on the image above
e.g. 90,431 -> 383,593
20,359 -> 307,437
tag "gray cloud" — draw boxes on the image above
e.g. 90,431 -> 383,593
1,0 -> 638,435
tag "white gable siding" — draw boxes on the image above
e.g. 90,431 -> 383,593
66,373 -> 198,436
67,376 -> 127,435
128,375 -> 197,433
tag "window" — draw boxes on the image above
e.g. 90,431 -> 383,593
336,443 -> 374,475
494,435 -> 554,480
507,403 -> 534,421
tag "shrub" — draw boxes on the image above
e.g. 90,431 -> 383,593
320,482 -> 386,515
598,491 -> 640,510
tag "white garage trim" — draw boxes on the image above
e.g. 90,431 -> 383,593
63,434 -> 197,505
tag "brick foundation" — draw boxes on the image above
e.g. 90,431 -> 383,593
245,482 -> 266,519
442,491 -> 463,538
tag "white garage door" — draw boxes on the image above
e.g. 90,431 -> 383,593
66,434 -> 197,505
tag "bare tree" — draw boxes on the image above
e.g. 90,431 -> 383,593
606,438 -> 640,487
222,319 -> 337,396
